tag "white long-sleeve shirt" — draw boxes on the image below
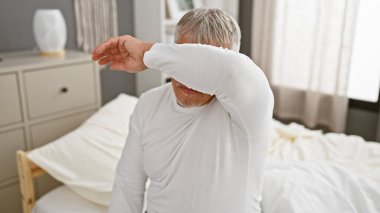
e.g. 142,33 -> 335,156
108,43 -> 274,213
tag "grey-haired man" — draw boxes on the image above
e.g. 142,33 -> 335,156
93,8 -> 274,213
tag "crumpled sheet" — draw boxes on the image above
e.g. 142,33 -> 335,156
268,120 -> 380,183
262,159 -> 380,213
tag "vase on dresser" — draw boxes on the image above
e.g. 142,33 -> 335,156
33,9 -> 67,57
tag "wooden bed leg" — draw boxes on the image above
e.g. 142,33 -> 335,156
16,150 -> 35,213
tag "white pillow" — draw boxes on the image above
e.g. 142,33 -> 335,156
28,93 -> 138,206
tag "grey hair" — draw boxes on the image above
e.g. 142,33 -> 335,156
175,8 -> 241,52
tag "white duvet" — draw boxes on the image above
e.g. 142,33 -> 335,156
263,160 -> 380,213
269,120 -> 380,182
263,120 -> 380,213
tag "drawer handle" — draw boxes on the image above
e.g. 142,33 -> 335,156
60,87 -> 69,93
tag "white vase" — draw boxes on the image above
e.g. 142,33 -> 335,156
33,9 -> 67,56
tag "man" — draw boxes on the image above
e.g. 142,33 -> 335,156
92,8 -> 274,213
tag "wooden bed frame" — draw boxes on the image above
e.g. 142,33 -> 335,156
16,150 -> 47,213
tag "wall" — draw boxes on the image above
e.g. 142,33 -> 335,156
101,0 -> 136,104
345,98 -> 380,141
238,0 -> 252,57
346,107 -> 378,140
0,0 -> 136,104
377,110 -> 380,141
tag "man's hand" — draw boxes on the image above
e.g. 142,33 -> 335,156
92,35 -> 154,72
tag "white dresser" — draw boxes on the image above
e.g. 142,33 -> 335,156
0,50 -> 101,213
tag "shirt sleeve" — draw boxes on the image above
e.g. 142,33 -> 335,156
143,43 -> 274,211
107,103 -> 147,213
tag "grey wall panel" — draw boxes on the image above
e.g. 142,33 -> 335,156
100,69 -> 135,104
238,0 -> 253,57
101,0 -> 137,103
100,0 -> 137,103
346,108 -> 378,141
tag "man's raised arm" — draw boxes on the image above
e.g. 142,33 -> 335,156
144,43 -> 274,139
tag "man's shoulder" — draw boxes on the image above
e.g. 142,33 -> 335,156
132,83 -> 172,125
139,83 -> 172,102
135,83 -> 172,113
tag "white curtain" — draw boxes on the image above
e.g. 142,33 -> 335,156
251,0 -> 359,132
74,0 -> 119,52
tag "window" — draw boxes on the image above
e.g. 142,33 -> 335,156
347,0 -> 380,102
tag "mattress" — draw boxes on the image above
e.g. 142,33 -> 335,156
33,186 -> 107,213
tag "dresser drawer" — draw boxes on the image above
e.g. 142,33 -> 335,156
30,110 -> 95,148
0,128 -> 25,182
24,63 -> 96,119
0,73 -> 22,126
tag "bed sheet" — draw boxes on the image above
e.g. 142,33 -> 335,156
262,159 -> 380,213
33,186 -> 107,213
269,120 -> 380,182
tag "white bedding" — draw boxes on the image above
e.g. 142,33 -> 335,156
33,186 -> 107,213
262,160 -> 380,213
270,120 -> 380,182
28,94 -> 139,205
34,160 -> 380,213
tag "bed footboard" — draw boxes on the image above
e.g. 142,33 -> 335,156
16,150 -> 46,213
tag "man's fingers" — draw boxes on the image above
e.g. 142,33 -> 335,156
92,36 -> 133,62
94,38 -> 116,54
98,56 -> 122,65
97,53 -> 127,65
91,35 -> 145,72
98,56 -> 112,65
94,37 -> 119,55
92,52 -> 105,61
98,48 -> 118,58
92,46 -> 121,61
92,49 -> 110,60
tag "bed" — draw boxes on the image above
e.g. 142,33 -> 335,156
17,94 -> 380,213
